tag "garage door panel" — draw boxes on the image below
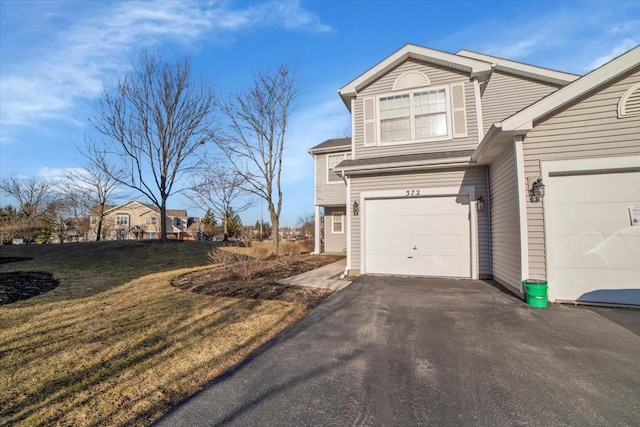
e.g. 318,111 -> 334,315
364,195 -> 471,278
553,268 -> 640,303
548,170 -> 640,304
366,234 -> 470,257
552,232 -> 640,269
367,197 -> 469,216
367,215 -> 470,237
550,173 -> 640,204
367,254 -> 470,277
550,203 -> 636,236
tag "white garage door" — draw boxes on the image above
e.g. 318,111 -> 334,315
548,171 -> 640,305
364,195 -> 471,277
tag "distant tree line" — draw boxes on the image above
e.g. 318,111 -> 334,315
1,51 -> 298,254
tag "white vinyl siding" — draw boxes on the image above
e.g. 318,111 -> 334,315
315,150 -> 349,205
349,166 -> 490,277
489,146 -> 521,290
522,66 -> 640,280
481,71 -> 561,134
354,59 -> 479,159
324,206 -> 347,253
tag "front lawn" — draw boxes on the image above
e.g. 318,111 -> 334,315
0,241 -> 341,426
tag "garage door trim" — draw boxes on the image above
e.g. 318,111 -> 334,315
541,155 -> 640,303
360,185 -> 478,279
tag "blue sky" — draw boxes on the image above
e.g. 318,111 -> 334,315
1,0 -> 638,226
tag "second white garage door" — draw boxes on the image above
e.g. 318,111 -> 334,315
364,195 -> 471,277
547,171 -> 640,305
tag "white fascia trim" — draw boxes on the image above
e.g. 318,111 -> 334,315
308,146 -> 351,155
457,49 -> 579,85
502,45 -> 640,132
351,98 -> 356,158
346,177 -> 351,271
473,78 -> 484,144
337,157 -> 473,176
339,44 -> 492,105
514,137 -> 529,292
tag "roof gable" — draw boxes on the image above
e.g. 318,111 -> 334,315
501,45 -> 640,132
456,50 -> 579,86
338,44 -> 492,108
308,137 -> 351,155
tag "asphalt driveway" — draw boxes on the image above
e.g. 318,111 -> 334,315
156,276 -> 640,426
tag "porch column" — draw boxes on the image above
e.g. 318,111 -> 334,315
313,205 -> 321,254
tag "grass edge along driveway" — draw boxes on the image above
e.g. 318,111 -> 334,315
0,265 -> 313,427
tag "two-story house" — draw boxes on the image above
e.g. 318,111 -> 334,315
310,44 -> 640,306
90,200 -> 202,240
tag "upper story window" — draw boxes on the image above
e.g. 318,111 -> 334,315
363,83 -> 466,146
116,215 -> 129,227
327,153 -> 352,183
146,216 -> 157,225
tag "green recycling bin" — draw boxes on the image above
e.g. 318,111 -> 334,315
524,279 -> 548,308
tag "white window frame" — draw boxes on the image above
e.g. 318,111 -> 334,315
332,212 -> 344,234
376,85 -> 452,146
115,214 -> 129,227
326,153 -> 352,184
146,216 -> 157,225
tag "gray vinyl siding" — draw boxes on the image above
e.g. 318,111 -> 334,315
315,151 -> 349,206
354,59 -> 479,158
488,146 -> 521,290
323,206 -> 347,253
522,66 -> 640,279
349,166 -> 490,277
481,71 -> 561,134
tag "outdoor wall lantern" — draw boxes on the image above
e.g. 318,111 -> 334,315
476,196 -> 485,210
530,178 -> 546,203
352,201 -> 360,216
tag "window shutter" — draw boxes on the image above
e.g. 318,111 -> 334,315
363,97 -> 376,146
450,83 -> 467,138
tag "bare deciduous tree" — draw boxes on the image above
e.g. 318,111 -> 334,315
89,51 -> 217,241
0,177 -> 52,242
215,65 -> 297,255
63,141 -> 123,240
186,160 -> 253,240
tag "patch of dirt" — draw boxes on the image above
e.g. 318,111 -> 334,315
0,272 -> 59,305
172,255 -> 345,308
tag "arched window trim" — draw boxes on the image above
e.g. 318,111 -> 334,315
617,82 -> 640,118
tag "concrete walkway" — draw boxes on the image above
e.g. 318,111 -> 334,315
277,258 -> 350,291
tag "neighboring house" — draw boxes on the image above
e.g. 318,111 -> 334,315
310,43 -> 640,306
89,200 -> 202,240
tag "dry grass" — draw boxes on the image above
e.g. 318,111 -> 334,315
0,241 -> 333,426
0,267 -> 309,426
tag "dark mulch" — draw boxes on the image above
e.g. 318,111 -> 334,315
172,255 -> 344,309
0,272 -> 59,305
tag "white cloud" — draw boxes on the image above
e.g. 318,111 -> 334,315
588,39 -> 638,70
0,0 -> 333,131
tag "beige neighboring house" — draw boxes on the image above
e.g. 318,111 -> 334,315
310,43 -> 640,306
90,200 -> 202,241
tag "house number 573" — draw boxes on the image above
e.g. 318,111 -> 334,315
406,190 -> 420,196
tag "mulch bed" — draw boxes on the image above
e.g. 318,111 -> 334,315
171,255 -> 345,308
0,272 -> 59,306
